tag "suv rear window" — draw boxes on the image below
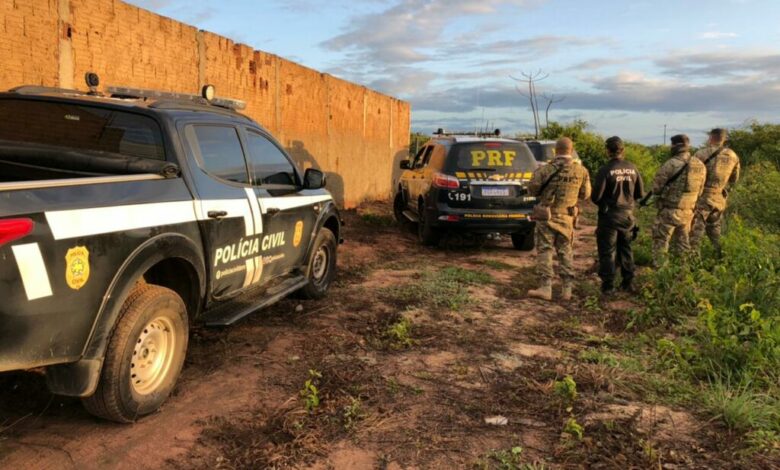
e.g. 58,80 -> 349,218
451,142 -> 536,172
0,99 -> 165,160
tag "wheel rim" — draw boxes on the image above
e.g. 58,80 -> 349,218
131,316 -> 176,396
312,245 -> 330,282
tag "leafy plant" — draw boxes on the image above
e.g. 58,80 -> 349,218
553,376 -> 578,404
300,369 -> 322,412
386,317 -> 414,349
342,397 -> 364,431
563,418 -> 584,440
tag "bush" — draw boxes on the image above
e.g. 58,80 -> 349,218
729,122 -> 780,169
728,162 -> 780,232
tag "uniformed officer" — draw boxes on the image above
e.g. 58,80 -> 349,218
591,136 -> 645,295
650,134 -> 706,264
527,137 -> 591,301
690,128 -> 740,256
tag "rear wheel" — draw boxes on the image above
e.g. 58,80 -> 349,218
511,231 -> 535,251
298,228 -> 338,299
82,284 -> 188,423
393,192 -> 407,224
417,201 -> 441,246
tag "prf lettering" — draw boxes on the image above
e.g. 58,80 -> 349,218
471,150 -> 516,167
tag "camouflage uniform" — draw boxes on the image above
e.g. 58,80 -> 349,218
527,155 -> 591,283
690,145 -> 740,253
651,151 -> 706,261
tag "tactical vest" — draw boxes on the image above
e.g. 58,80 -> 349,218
663,154 -> 706,211
539,162 -> 588,214
701,146 -> 739,192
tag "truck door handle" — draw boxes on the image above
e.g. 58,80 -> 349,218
266,207 -> 281,216
207,210 -> 228,219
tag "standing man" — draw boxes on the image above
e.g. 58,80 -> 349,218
690,128 -> 740,256
650,134 -> 706,264
527,137 -> 591,301
591,136 -> 644,295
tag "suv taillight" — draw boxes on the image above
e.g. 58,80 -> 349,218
0,218 -> 34,247
432,173 -> 460,189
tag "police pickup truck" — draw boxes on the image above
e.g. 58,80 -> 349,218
0,79 -> 341,423
394,131 -> 538,249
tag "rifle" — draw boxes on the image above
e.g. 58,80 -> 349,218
639,159 -> 691,207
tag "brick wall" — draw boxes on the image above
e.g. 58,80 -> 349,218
0,0 -> 411,207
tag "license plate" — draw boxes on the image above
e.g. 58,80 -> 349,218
481,187 -> 510,197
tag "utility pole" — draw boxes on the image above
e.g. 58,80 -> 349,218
663,124 -> 667,145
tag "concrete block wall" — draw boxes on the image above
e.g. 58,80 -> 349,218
0,0 -> 411,208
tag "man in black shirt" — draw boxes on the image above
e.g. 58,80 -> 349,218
591,136 -> 645,295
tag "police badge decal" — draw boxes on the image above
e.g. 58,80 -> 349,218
65,246 -> 90,290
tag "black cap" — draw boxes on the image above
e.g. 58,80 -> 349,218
605,136 -> 624,154
709,128 -> 728,141
671,134 -> 689,147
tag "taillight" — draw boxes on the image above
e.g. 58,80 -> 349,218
432,173 -> 460,189
0,218 -> 34,247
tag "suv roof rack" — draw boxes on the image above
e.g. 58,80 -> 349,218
107,86 -> 247,111
9,85 -> 90,96
433,128 -> 502,138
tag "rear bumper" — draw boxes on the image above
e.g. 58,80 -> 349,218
426,202 -> 535,233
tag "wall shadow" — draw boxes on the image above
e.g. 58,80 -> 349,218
286,140 -> 345,207
390,149 -> 411,197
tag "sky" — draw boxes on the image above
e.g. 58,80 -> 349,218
128,0 -> 780,144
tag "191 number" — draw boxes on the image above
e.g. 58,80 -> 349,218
448,192 -> 471,202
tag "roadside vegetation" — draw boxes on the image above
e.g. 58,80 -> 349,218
549,120 -> 780,456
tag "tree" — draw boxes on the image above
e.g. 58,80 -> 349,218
510,70 -> 548,138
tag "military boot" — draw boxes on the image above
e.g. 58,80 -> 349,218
528,280 -> 552,301
561,281 -> 573,301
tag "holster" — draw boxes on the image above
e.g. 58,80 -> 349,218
532,204 -> 551,222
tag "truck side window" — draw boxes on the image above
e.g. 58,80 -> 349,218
245,130 -> 297,187
414,146 -> 433,169
190,125 -> 250,185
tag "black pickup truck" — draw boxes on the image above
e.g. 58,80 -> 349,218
0,82 -> 341,422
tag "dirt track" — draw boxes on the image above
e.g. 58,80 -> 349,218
0,203 -> 771,469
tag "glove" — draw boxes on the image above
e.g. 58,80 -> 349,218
631,225 -> 640,241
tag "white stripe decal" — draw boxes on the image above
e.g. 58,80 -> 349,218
244,189 -> 263,235
46,201 -> 197,241
243,259 -> 255,288
12,243 -> 54,300
196,199 -> 254,237
261,194 -> 332,213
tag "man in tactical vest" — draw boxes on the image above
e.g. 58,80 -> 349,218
527,137 -> 591,301
591,136 -> 645,295
690,128 -> 740,256
650,134 -> 706,264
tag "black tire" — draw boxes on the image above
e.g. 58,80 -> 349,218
511,231 -> 535,251
417,201 -> 441,246
393,192 -> 407,224
298,228 -> 338,299
82,284 -> 188,423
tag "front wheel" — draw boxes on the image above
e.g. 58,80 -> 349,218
82,284 -> 188,423
393,192 -> 407,224
511,231 -> 535,251
298,228 -> 338,299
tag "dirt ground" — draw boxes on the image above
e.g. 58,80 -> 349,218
0,202 -> 775,469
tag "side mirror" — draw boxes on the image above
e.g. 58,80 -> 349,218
303,168 -> 326,190
400,160 -> 411,169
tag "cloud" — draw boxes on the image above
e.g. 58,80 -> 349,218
698,31 -> 738,40
655,51 -> 780,78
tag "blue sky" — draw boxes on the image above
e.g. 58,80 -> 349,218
129,0 -> 780,144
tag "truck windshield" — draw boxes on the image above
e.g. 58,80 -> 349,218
0,99 -> 165,160
451,141 -> 536,172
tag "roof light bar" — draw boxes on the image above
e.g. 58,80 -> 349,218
106,85 -> 246,111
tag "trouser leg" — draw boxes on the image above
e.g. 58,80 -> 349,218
535,223 -> 555,281
596,224 -> 618,289
616,228 -> 635,285
556,229 -> 575,281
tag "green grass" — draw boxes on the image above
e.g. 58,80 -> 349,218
482,259 -> 516,271
381,267 -> 493,310
359,212 -> 395,227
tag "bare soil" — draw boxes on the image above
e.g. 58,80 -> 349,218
0,201 -> 775,469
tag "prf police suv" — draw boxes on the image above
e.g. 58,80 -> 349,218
394,131 -> 538,249
0,79 -> 341,423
